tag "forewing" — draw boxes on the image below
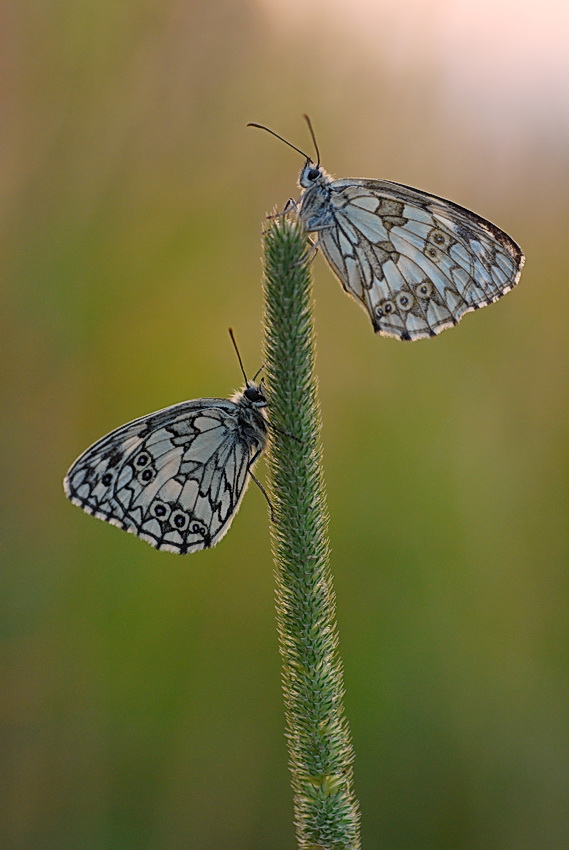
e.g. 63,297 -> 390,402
318,179 -> 524,341
64,399 -> 255,554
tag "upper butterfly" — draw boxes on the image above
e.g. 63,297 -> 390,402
249,117 -> 524,341
64,332 -> 269,554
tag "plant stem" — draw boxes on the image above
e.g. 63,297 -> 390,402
262,216 -> 361,850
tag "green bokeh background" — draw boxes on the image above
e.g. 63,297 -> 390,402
3,2 -> 569,848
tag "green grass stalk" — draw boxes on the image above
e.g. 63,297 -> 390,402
262,216 -> 361,850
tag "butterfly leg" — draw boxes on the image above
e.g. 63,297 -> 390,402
278,197 -> 299,216
266,198 -> 299,221
289,234 -> 318,269
298,235 -> 318,266
267,420 -> 302,443
265,199 -> 320,266
248,469 -> 274,521
262,199 -> 300,235
246,448 -> 274,520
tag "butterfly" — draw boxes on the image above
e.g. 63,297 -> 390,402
249,117 -> 525,341
64,331 -> 269,554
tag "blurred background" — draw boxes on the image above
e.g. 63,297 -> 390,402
3,1 -> 569,847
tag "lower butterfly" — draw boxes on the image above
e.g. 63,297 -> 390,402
64,332 -> 269,554
249,117 -> 525,341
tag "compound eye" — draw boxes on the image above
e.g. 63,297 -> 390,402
244,386 -> 262,402
307,168 -> 320,181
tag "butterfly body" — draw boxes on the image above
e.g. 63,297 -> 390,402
64,384 -> 268,554
297,161 -> 524,341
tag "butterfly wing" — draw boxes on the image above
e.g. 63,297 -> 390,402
312,178 -> 524,341
64,399 -> 259,554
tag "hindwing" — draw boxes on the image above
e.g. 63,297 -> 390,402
301,176 -> 524,340
64,398 -> 261,554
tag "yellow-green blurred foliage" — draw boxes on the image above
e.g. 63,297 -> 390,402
3,1 -> 569,848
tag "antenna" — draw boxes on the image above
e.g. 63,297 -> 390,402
302,114 -> 320,167
247,122 -> 313,162
228,328 -> 248,384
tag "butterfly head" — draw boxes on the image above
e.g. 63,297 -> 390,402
242,381 -> 268,409
299,161 -> 329,189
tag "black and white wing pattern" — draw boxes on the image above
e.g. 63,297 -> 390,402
298,165 -> 524,341
64,386 -> 268,554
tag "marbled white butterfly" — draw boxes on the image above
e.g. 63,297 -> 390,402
249,117 -> 524,341
64,332 -> 269,554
